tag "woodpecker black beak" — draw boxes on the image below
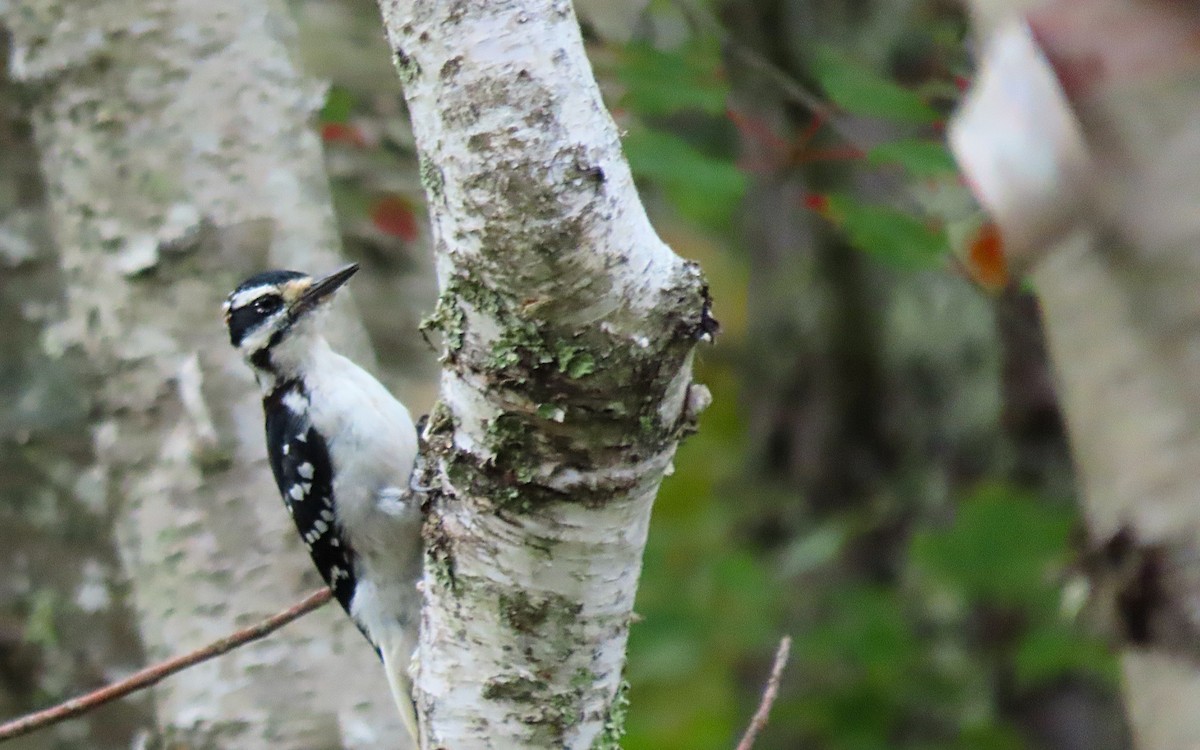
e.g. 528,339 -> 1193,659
292,263 -> 359,318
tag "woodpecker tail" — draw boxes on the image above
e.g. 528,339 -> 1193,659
380,629 -> 420,745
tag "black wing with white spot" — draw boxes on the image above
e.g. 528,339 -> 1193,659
263,383 -> 359,618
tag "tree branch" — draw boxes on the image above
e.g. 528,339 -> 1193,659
0,589 -> 332,743
376,0 -> 711,745
735,636 -> 792,750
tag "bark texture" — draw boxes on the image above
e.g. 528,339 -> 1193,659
965,2 -> 1200,748
0,29 -> 151,749
3,1 -> 407,746
375,1 -> 710,747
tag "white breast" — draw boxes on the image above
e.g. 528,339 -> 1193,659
298,338 -> 423,669
301,339 -> 421,552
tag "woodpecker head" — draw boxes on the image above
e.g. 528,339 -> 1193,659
223,263 -> 358,375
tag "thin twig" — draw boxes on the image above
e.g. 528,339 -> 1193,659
669,0 -> 924,213
0,588 -> 333,743
669,1 -> 842,128
735,635 -> 792,750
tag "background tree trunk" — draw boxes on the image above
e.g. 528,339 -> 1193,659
3,1 -> 409,746
0,28 -> 153,750
963,2 -> 1200,748
375,0 -> 710,746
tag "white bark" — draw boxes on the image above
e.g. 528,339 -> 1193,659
960,2 -> 1200,748
375,1 -> 710,747
0,47 -> 156,745
3,1 -> 408,746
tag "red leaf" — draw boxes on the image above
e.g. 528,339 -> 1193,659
802,193 -> 831,216
320,122 -> 366,148
371,195 -> 420,241
726,106 -> 791,153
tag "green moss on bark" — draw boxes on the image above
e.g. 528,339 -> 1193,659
418,152 -> 444,202
423,511 -> 459,596
392,45 -> 422,85
499,589 -> 583,634
591,679 -> 630,750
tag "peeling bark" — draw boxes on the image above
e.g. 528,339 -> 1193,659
3,1 -> 408,746
375,1 -> 710,746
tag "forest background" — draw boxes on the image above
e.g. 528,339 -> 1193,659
0,0 -> 1130,749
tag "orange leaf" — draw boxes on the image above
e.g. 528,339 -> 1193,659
966,221 -> 1009,290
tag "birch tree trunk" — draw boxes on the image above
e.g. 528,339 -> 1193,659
375,1 -> 711,746
960,2 -> 1200,748
3,1 -> 408,746
0,31 -> 155,748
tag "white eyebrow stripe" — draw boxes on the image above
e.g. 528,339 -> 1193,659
229,285 -> 279,309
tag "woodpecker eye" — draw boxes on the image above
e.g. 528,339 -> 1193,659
253,295 -> 283,315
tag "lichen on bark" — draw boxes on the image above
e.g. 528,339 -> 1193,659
377,0 -> 711,746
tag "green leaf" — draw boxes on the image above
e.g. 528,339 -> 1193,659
797,684 -> 900,746
958,723 -> 1027,750
810,47 -> 939,124
23,590 -> 58,649
910,484 -> 1075,605
867,139 -> 959,178
624,128 -> 746,228
779,524 -> 846,577
535,402 -> 564,421
320,86 -> 356,124
617,41 -> 728,116
800,587 -> 918,676
793,587 -> 919,745
711,553 -> 777,649
561,349 -> 595,379
1014,623 -> 1118,688
824,195 -> 948,269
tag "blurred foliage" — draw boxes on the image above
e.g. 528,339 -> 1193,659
593,2 -> 1124,749
866,139 -> 958,179
0,1 -> 1126,748
617,40 -> 729,117
821,195 -> 948,270
623,129 -> 747,229
809,46 -> 940,124
616,36 -> 746,230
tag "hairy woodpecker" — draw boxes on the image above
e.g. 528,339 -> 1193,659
223,264 -> 421,739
